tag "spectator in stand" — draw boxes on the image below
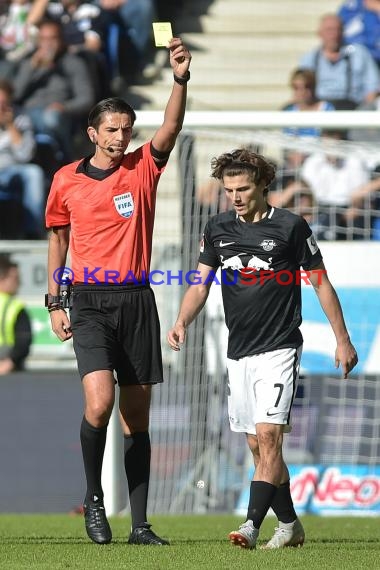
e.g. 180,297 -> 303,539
0,0 -> 38,78
12,19 -> 94,161
282,69 -> 335,137
338,2 -> 380,140
36,0 -> 107,51
0,0 -> 55,77
338,1 -> 366,46
339,1 -> 380,68
97,0 -> 157,83
273,69 -> 336,208
267,181 -> 321,234
0,78 -> 45,238
29,0 -> 112,100
299,13 -> 380,109
270,131 -> 378,241
0,0 -> 34,78
344,172 -> 380,237
0,254 -> 32,375
300,129 -> 371,239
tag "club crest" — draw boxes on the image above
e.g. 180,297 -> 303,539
113,192 -> 134,219
260,239 -> 277,251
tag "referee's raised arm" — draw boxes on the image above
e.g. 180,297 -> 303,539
151,37 -> 191,157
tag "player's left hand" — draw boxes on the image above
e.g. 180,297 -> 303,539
335,339 -> 358,378
168,37 -> 191,78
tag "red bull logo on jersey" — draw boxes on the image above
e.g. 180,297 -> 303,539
220,254 -> 246,271
220,253 -> 273,272
113,192 -> 135,218
246,255 -> 273,272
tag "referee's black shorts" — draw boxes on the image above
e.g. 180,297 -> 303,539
70,283 -> 163,385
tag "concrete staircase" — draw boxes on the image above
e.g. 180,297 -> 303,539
129,0 -> 342,111
130,0 -> 344,246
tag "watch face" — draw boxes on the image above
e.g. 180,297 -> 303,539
45,294 -> 60,307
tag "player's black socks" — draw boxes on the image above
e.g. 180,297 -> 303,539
247,481 -> 278,529
124,431 -> 151,530
80,416 -> 108,504
270,480 -> 298,523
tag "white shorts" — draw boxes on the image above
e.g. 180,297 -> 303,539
226,346 -> 302,435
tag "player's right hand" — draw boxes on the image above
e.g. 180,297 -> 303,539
167,323 -> 186,351
50,309 -> 73,342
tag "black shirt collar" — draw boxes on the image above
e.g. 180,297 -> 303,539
76,156 -> 120,180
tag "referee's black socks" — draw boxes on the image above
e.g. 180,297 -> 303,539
124,432 -> 151,530
80,416 -> 108,505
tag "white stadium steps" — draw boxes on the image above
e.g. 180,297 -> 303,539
127,0 -> 343,245
130,0 -> 342,111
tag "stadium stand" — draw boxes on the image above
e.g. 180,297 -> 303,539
129,0 -> 343,111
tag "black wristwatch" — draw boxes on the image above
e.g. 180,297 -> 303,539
173,70 -> 190,85
45,294 -> 60,307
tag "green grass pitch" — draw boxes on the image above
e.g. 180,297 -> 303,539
0,514 -> 379,569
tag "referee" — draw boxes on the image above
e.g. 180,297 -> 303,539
45,37 -> 191,545
168,148 -> 358,549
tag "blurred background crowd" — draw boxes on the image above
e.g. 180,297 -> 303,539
0,0 -> 187,239
0,0 -> 380,241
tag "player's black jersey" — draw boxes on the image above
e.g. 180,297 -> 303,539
198,206 -> 323,359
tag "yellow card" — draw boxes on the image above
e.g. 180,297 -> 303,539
152,22 -> 173,47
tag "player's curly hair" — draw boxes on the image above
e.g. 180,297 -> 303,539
211,148 -> 276,190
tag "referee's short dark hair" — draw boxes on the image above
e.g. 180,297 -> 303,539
88,98 -> 137,131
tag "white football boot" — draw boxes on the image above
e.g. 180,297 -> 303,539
262,518 -> 305,549
228,519 -> 259,549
